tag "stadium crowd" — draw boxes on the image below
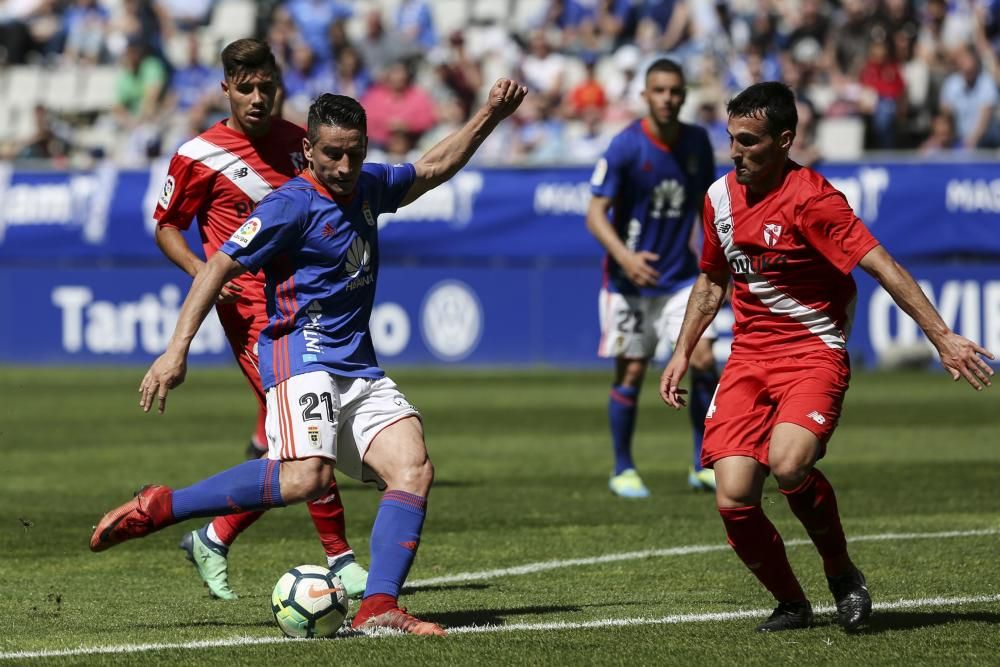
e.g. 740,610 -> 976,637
1,0 -> 998,166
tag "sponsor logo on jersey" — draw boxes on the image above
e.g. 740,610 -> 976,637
158,175 -> 175,209
728,253 -> 788,275
763,222 -> 783,247
590,158 -> 608,187
807,410 -> 826,425
362,201 -> 375,226
304,301 -> 323,354
230,217 -> 261,247
302,353 -> 318,362
345,237 -> 374,290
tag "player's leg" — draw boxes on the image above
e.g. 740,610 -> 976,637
769,358 -> 870,631
307,481 -> 368,599
607,357 -> 652,498
715,455 -> 813,632
686,338 -> 719,491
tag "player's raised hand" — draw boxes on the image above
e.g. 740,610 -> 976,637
486,79 -> 528,120
621,250 -> 661,287
139,351 -> 188,413
935,332 -> 995,390
659,354 -> 690,409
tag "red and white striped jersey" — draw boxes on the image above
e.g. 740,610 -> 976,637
153,118 -> 306,295
701,163 -> 880,360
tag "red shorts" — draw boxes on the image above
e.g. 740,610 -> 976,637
701,351 -> 851,469
216,299 -> 269,407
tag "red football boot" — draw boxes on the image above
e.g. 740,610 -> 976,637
90,485 -> 175,552
351,595 -> 446,636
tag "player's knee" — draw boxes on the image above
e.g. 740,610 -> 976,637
280,457 -> 333,502
398,456 -> 434,495
770,460 -> 811,490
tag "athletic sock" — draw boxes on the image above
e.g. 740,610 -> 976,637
307,479 -> 351,558
609,384 -> 639,475
171,459 -> 284,521
688,366 -> 719,470
207,510 -> 265,548
328,551 -> 357,571
252,408 -> 267,452
364,490 -> 427,599
781,469 -> 852,577
719,505 -> 806,603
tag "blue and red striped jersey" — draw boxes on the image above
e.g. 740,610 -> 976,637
220,162 -> 416,389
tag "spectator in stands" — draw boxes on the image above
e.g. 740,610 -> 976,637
394,0 -> 436,51
17,0 -> 63,61
695,99 -> 729,160
157,0 -> 212,33
564,51 -> 606,120
919,109 -> 961,155
894,27 -> 931,147
0,2 -> 36,64
357,8 -> 413,82
426,31 -> 482,120
510,94 -> 564,164
107,0 -> 169,61
62,0 -> 109,64
161,31 -> 219,146
939,44 -> 999,149
112,35 -> 167,162
785,0 -> 830,58
564,105 -> 614,164
281,40 -> 329,121
2,103 -> 73,162
520,29 -> 567,108
827,0 -> 877,80
858,37 -> 906,148
284,0 -> 351,62
328,44 -> 371,100
361,59 -> 436,148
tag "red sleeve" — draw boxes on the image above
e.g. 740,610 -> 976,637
699,195 -> 727,273
798,191 -> 880,274
153,153 -> 213,230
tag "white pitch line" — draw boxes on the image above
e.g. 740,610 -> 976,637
407,527 -> 1000,588
3,594 -> 999,660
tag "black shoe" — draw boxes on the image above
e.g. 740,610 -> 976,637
244,439 -> 267,460
756,600 -> 814,632
827,568 -> 872,631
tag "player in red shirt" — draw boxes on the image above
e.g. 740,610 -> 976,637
659,82 -> 994,633
152,38 -> 367,601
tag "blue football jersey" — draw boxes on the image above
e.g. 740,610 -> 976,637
220,163 -> 416,389
590,119 -> 715,296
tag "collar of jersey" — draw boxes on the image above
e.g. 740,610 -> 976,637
300,168 -> 356,205
640,117 -> 674,153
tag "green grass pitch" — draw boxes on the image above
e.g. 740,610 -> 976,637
0,365 -> 997,664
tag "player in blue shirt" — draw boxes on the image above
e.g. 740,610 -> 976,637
586,58 -> 720,498
90,80 -> 528,636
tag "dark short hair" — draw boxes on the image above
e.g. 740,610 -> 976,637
221,38 -> 278,81
645,57 -> 685,84
726,81 -> 797,137
307,93 -> 367,143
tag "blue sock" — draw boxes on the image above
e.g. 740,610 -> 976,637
171,459 -> 284,521
365,490 -> 427,599
609,384 -> 639,475
688,367 -> 719,471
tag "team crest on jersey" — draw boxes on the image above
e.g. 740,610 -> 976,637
763,223 -> 783,247
158,175 -> 175,209
307,425 -> 321,448
362,201 -> 375,226
230,217 -> 261,248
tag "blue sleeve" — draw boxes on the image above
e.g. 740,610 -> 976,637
219,190 -> 306,273
590,133 -> 629,198
695,128 -> 716,194
366,162 -> 417,215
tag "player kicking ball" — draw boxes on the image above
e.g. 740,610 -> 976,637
152,38 -> 365,601
660,82 -> 994,632
91,79 -> 528,636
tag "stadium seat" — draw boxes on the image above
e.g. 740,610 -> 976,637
79,66 -> 119,112
815,116 -> 865,161
42,66 -> 85,113
428,0 -> 469,37
512,0 -> 547,31
206,0 -> 257,45
5,66 -> 44,112
471,0 -> 513,25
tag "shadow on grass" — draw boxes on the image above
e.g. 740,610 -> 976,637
130,619 -> 276,630
422,604 -> 583,627
403,582 -> 491,594
863,609 -> 1000,634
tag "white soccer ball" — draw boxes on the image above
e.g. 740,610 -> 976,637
271,565 -> 350,638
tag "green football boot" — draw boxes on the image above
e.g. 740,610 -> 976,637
609,468 -> 651,498
332,560 -> 369,600
179,530 -> 238,601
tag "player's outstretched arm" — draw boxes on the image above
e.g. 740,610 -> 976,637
660,269 -> 729,408
859,245 -> 995,390
140,252 -> 247,413
399,78 -> 528,207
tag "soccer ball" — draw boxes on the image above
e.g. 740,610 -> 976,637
271,565 -> 350,638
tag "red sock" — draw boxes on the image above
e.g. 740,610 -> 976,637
719,505 -> 806,603
781,469 -> 851,576
307,477 -> 350,558
252,408 -> 267,451
352,593 -> 397,627
210,510 -> 266,546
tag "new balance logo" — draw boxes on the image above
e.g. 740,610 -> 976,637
717,223 -> 732,234
232,167 -> 249,179
807,410 -> 826,425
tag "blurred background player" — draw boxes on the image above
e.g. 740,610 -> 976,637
660,81 -> 994,633
586,58 -> 719,498
152,38 -> 367,601
92,79 -> 529,636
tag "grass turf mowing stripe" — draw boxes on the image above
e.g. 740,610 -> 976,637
3,594 -> 999,659
406,527 -> 1000,588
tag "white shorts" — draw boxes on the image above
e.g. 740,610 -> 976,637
598,284 -> 718,360
264,371 -> 420,486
